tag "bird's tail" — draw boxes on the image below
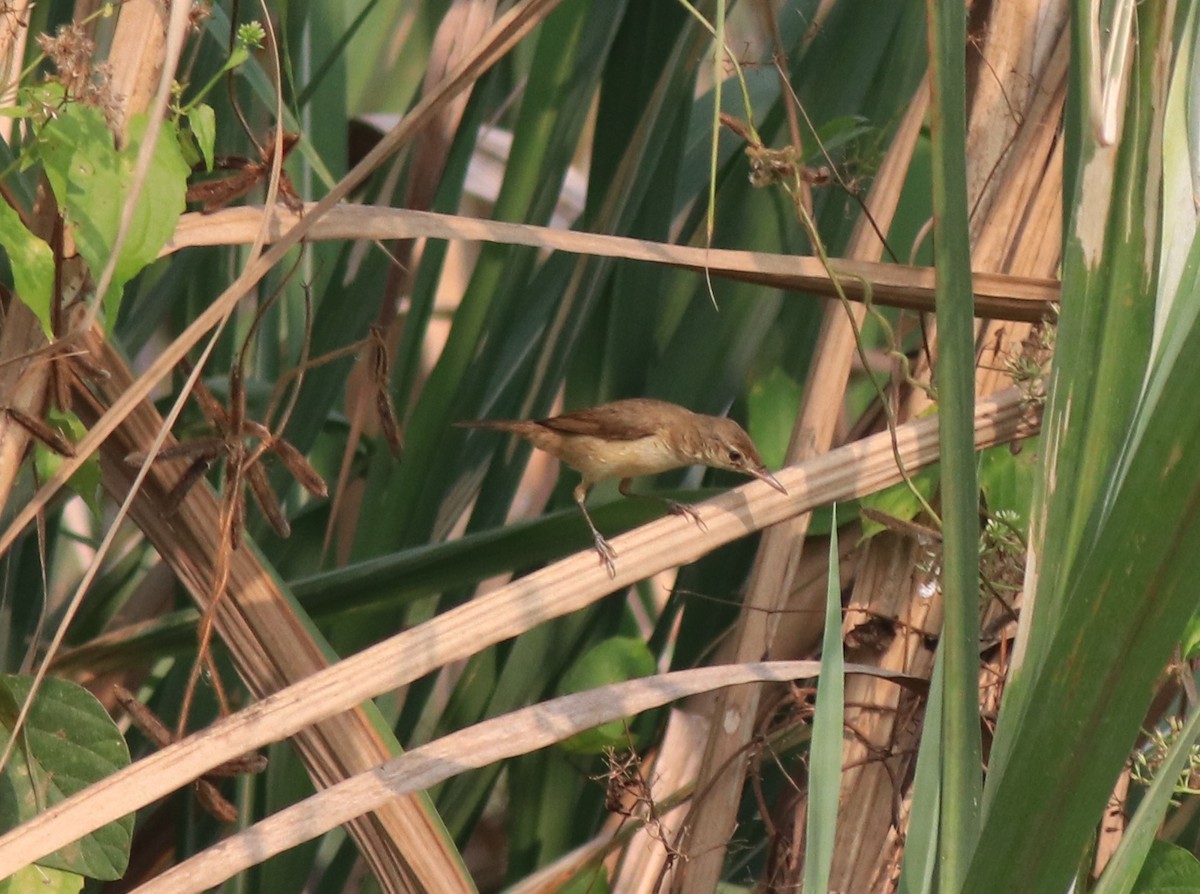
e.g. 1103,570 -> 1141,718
454,419 -> 529,433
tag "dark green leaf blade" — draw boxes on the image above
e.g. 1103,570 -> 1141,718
0,675 -> 131,880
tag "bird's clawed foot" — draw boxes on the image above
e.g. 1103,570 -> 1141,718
593,533 -> 618,578
666,499 -> 707,531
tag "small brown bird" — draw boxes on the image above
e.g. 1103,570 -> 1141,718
457,398 -> 787,576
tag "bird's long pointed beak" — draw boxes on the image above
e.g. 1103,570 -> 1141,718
754,468 -> 788,495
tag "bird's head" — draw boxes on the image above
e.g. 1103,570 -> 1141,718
698,417 -> 788,495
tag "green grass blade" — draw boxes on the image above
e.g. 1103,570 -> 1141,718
924,0 -> 981,885
803,506 -> 843,894
896,655 -> 943,894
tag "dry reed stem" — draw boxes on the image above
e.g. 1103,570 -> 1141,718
0,1 -> 31,144
107,0 -> 169,143
0,302 -> 54,512
165,203 -> 1061,322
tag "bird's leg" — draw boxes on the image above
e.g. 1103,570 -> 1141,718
574,482 -> 617,578
618,478 -> 707,532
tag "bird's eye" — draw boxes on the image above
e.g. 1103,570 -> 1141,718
728,450 -> 742,463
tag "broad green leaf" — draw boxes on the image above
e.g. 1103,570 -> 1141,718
0,198 -> 54,335
968,246 -> 1200,892
858,469 -> 939,541
37,106 -> 188,326
808,115 -> 874,163
37,105 -> 121,284
1094,707 -> 1200,894
556,636 -> 655,753
115,115 -> 190,295
1131,840 -> 1200,893
0,864 -> 83,894
747,366 -> 803,470
187,103 -> 216,172
978,441 -> 1039,531
1182,613 -> 1200,661
32,410 -> 102,520
0,675 -> 131,879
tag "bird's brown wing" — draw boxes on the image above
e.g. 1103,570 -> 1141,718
538,399 -> 681,441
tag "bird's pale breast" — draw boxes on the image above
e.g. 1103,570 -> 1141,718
553,433 -> 685,480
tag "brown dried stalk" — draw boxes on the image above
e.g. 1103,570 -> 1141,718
368,324 -> 404,457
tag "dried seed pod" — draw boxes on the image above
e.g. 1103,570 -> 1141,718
51,357 -> 72,414
5,407 -> 76,457
68,346 -> 111,383
369,325 -> 403,457
126,436 -> 226,466
190,374 -> 233,433
204,751 -> 269,778
223,462 -> 247,551
242,420 -> 272,441
113,685 -> 171,745
164,452 -> 218,515
194,778 -> 241,824
271,438 -> 327,498
246,462 -> 291,538
376,389 -> 404,458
